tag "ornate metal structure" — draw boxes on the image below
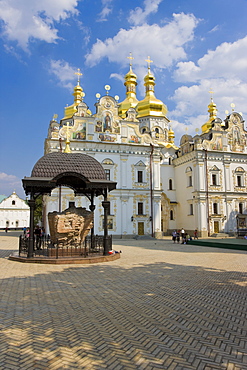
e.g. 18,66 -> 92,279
22,152 -> 117,258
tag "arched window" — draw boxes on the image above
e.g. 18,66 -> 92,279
186,167 -> 193,187
169,179 -> 173,190
102,158 -> 114,181
235,167 -> 245,188
170,210 -> 174,220
239,203 -> 243,214
213,203 -> 218,214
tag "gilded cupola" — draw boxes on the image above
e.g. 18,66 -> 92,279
201,94 -> 218,134
136,57 -> 168,119
118,53 -> 139,118
62,69 -> 91,119
168,126 -> 175,144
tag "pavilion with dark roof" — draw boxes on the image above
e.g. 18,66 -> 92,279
22,152 -> 117,258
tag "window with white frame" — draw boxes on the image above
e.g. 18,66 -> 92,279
170,209 -> 174,220
135,161 -> 147,184
239,203 -> 243,214
213,203 -> 218,214
189,204 -> 193,215
168,179 -> 173,190
186,166 -> 193,187
105,169 -> 110,180
137,170 -> 143,183
102,158 -> 114,182
235,167 -> 245,187
137,202 -> 144,215
210,165 -> 220,186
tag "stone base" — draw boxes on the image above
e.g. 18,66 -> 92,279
9,252 -> 120,264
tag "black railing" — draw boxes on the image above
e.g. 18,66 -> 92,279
19,234 -> 112,258
237,229 -> 247,237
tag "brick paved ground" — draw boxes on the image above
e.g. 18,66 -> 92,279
0,232 -> 247,369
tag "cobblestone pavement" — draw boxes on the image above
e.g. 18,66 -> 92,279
0,233 -> 247,370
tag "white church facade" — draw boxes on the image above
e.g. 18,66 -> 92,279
0,191 -> 30,230
42,63 -> 247,238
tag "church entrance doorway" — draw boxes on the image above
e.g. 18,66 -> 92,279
138,222 -> 144,235
214,221 -> 219,233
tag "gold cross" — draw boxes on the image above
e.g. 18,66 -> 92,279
75,68 -> 82,84
127,52 -> 134,67
66,122 -> 71,141
209,88 -> 214,101
145,56 -> 153,70
64,122 -> 71,153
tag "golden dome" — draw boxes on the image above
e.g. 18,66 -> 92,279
118,66 -> 139,118
168,127 -> 175,144
63,83 -> 84,119
201,97 -> 218,133
136,68 -> 168,118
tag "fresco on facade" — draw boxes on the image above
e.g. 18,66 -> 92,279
72,123 -> 86,140
95,119 -> 120,134
129,135 -> 141,143
99,134 -> 116,142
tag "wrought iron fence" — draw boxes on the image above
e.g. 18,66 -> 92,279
237,228 -> 247,237
19,234 -> 112,258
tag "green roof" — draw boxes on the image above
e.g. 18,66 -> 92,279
0,195 -> 7,204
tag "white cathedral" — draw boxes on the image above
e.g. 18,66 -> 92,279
43,62 -> 247,238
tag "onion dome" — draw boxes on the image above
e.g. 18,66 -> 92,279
118,65 -> 139,118
201,97 -> 218,134
63,83 -> 83,119
136,67 -> 168,118
168,127 -> 175,144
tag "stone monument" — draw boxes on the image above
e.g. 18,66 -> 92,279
48,206 -> 93,246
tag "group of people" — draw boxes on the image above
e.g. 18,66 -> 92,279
172,228 -> 199,244
22,225 -> 46,250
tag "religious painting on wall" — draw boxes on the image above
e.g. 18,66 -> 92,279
103,112 -> 112,132
129,135 -> 141,144
212,135 -> 223,150
95,121 -> 103,132
72,123 -> 86,140
99,134 -> 116,142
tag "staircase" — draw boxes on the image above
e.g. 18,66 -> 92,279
210,233 -> 230,238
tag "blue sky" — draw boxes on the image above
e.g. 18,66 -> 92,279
1,0 -> 247,198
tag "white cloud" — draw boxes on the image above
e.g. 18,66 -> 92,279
0,0 -> 79,50
110,73 -> 124,83
85,13 -> 198,68
97,0 -> 113,22
0,173 -> 24,197
169,35 -> 247,140
128,0 -> 163,26
169,77 -> 247,144
174,36 -> 247,82
49,59 -> 79,90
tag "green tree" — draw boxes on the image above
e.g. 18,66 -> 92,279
34,195 -> 43,225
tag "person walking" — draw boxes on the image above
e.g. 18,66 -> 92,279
194,229 -> 198,239
172,230 -> 177,243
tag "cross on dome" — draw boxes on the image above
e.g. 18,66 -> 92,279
127,52 -> 134,67
75,68 -> 82,85
145,56 -> 153,71
209,88 -> 214,101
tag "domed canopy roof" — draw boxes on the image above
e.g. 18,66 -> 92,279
23,152 -> 116,196
31,152 -> 106,180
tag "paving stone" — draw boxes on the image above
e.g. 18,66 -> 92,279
1,233 -> 247,369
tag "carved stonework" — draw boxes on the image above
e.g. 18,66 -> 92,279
48,206 -> 93,245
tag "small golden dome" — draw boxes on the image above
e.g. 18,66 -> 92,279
118,66 -> 139,118
63,83 -> 84,120
201,97 -> 218,134
136,69 -> 168,118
